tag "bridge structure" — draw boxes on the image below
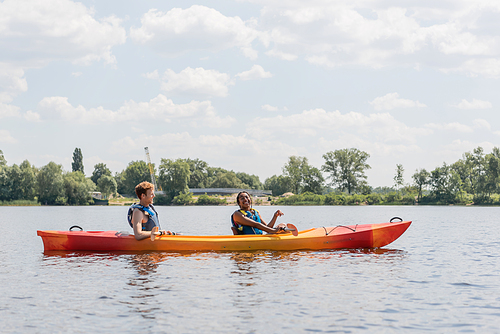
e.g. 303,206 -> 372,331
189,188 -> 272,196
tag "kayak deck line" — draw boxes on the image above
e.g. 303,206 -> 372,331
37,220 -> 412,252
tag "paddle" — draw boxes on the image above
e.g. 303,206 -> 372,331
151,226 -> 159,241
285,223 -> 299,236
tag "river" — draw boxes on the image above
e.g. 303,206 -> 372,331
1,205 -> 499,333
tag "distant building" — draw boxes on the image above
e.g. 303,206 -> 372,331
90,192 -> 102,199
189,188 -> 272,196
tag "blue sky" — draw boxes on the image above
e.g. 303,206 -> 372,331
1,0 -> 500,187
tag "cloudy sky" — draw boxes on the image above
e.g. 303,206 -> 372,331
1,0 -> 500,187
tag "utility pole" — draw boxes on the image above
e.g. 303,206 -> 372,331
144,147 -> 158,192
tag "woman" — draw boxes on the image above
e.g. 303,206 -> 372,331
231,191 -> 286,235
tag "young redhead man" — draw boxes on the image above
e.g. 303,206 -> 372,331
231,191 -> 286,235
127,181 -> 173,240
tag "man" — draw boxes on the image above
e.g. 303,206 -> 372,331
127,181 -> 172,240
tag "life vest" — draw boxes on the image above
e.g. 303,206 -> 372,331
127,203 -> 161,231
231,209 -> 263,235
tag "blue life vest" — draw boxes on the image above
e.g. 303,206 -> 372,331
231,209 -> 263,235
127,203 -> 161,231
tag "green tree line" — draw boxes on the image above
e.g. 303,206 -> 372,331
2,146 -> 500,205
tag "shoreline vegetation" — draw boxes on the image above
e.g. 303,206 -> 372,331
2,146 -> 500,207
2,191 -> 498,207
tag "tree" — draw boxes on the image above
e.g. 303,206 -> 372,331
19,160 -> 37,200
0,150 -> 6,168
301,164 -> 324,194
281,156 -> 325,195
264,175 -> 292,196
120,160 -> 151,195
322,148 -> 371,194
91,163 -> 112,185
412,168 -> 429,202
0,151 -> 8,200
0,165 -> 12,201
97,175 -> 117,198
205,166 -> 228,187
236,172 -> 263,190
72,148 -> 84,173
64,171 -> 95,205
0,156 -> 37,202
282,156 -> 307,194
454,147 -> 485,197
186,158 -> 209,188
6,164 -> 23,201
429,163 -> 462,203
209,171 -> 248,189
484,152 -> 500,196
37,162 -> 65,205
394,164 -> 404,192
158,158 -> 191,198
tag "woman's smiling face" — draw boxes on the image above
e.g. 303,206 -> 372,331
237,192 -> 251,209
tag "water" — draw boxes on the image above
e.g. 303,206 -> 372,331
1,205 -> 499,333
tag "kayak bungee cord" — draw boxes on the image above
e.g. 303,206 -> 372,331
322,217 -> 403,236
323,224 -> 358,236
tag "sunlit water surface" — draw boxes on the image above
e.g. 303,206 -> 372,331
1,205 -> 499,333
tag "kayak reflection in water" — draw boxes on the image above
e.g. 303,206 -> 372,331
231,191 -> 286,235
128,181 -> 173,240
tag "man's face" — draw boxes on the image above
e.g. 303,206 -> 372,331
142,188 -> 155,205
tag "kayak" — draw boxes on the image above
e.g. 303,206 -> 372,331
37,220 -> 411,252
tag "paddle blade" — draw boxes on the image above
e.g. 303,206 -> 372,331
287,223 -> 298,236
151,226 -> 159,241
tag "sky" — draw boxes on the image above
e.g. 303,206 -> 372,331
1,0 -> 500,188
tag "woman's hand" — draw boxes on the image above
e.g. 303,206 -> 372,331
273,223 -> 287,233
274,210 -> 284,218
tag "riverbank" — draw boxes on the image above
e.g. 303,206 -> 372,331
4,191 -> 498,206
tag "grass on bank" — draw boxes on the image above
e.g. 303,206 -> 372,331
0,200 -> 40,206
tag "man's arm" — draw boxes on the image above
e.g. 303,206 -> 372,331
131,209 -> 151,240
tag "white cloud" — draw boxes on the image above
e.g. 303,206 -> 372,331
0,129 -> 17,143
265,49 -> 298,61
36,94 -> 236,127
143,70 -> 160,80
262,104 -> 288,112
251,2 -> 500,75
443,58 -> 500,78
425,122 -> 473,133
236,65 -> 273,81
72,72 -> 82,77
247,108 -> 431,143
24,110 -> 41,122
473,119 -> 491,130
0,0 -> 126,66
160,67 -> 233,97
110,132 -> 298,179
454,98 -> 492,109
0,102 -> 20,118
438,139 -> 496,159
130,5 -> 261,59
370,93 -> 427,110
317,135 -> 422,159
0,63 -> 27,103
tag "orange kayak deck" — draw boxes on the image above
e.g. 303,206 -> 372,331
37,221 -> 411,252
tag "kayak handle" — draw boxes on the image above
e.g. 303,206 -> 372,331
69,225 -> 83,231
390,217 -> 403,223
